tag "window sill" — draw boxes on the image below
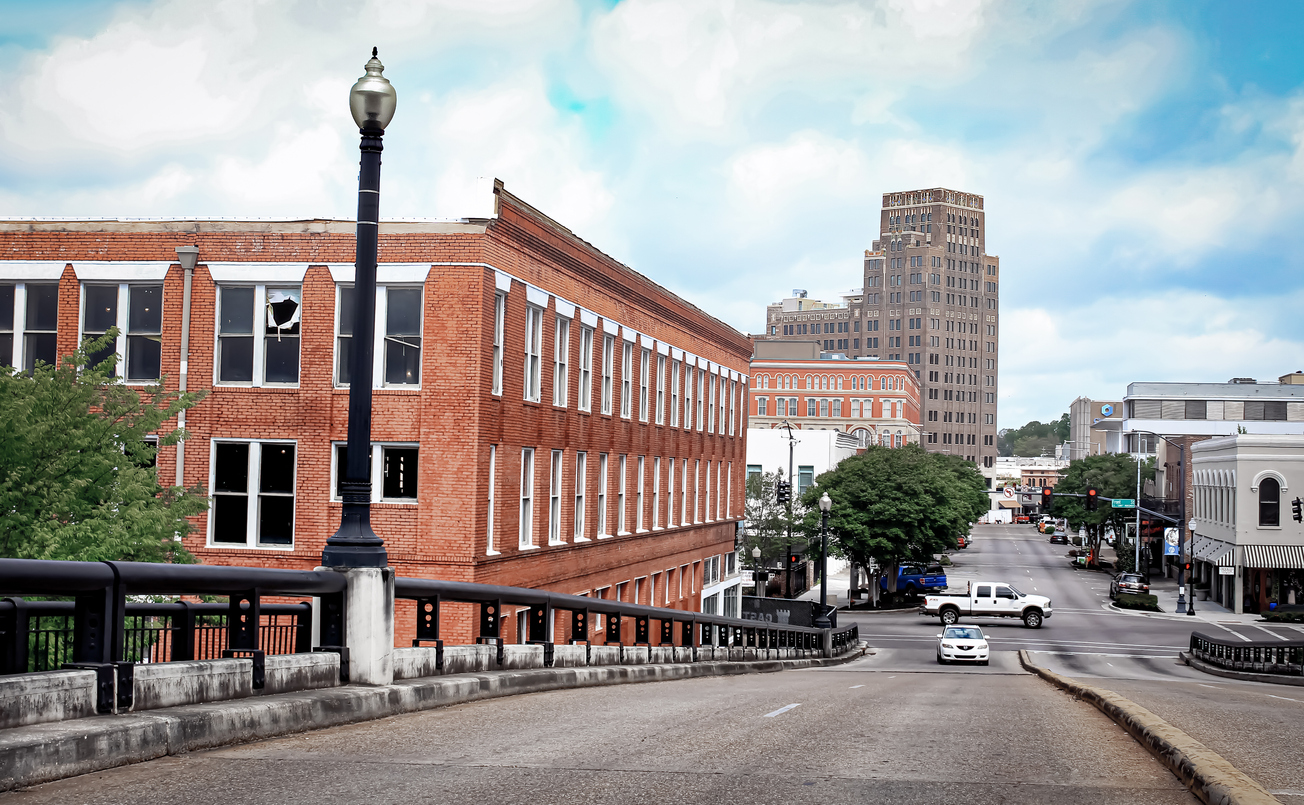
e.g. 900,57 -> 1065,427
206,541 -> 296,552
485,549 -> 502,556
596,533 -> 612,539
549,540 -> 567,547
213,384 -> 302,391
1256,525 -> 1283,531
574,536 -> 591,543
518,544 -> 539,551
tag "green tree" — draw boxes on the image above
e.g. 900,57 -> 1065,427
998,413 -> 1070,457
0,332 -> 208,562
797,445 -> 988,593
743,469 -> 799,564
1050,453 -> 1154,571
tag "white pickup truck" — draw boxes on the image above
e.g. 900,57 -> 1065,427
919,581 -> 1052,629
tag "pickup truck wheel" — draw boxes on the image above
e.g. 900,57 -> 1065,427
939,608 -> 959,626
1023,609 -> 1043,629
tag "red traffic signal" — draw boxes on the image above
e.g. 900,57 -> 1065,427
1086,487 -> 1098,511
787,553 -> 802,567
1040,487 -> 1053,509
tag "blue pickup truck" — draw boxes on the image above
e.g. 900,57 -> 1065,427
881,563 -> 948,597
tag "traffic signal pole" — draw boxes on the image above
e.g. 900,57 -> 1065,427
780,420 -> 797,598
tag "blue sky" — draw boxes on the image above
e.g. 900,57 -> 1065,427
2,0 -> 1303,429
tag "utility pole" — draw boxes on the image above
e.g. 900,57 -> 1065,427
781,421 -> 797,598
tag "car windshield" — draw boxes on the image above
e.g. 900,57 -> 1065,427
1007,585 -> 1025,597
944,627 -> 984,640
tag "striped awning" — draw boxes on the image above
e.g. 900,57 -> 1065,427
1192,536 -> 1234,566
1240,544 -> 1304,570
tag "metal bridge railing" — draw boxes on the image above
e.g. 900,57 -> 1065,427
1189,631 -> 1304,676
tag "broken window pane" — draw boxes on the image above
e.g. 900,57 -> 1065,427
383,447 -> 418,499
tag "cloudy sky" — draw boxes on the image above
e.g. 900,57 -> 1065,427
3,0 -> 1303,428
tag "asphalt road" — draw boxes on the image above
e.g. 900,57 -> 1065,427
844,522 -> 1304,802
4,654 -> 1193,805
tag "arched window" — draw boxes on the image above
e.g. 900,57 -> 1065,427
1259,477 -> 1281,527
837,377 -> 843,391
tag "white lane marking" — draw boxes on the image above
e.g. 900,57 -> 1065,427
849,685 -> 864,689
1106,662 -> 1114,667
1199,684 -> 1219,688
1251,625 -> 1291,641
1267,694 -> 1301,703
764,703 -> 801,718
1210,623 -> 1253,642
1029,651 -> 1176,659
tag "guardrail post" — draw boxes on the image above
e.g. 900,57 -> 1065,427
1,598 -> 29,674
293,601 -> 313,653
569,608 -> 589,643
659,618 -> 673,646
173,601 -> 197,662
605,611 -> 622,646
634,614 -> 650,646
227,590 -> 260,651
478,599 -> 504,665
73,584 -> 115,665
527,604 -> 553,667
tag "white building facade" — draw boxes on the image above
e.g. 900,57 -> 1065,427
1189,435 -> 1304,614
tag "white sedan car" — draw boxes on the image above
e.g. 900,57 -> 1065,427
936,625 -> 990,665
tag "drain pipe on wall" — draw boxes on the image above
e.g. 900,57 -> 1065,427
174,245 -> 199,488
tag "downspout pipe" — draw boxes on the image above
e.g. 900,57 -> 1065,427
174,246 -> 199,488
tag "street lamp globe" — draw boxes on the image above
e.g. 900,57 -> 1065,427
752,546 -> 761,560
819,492 -> 832,513
349,47 -> 397,131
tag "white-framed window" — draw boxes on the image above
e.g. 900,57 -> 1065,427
758,397 -> 768,416
219,285 -> 302,386
652,456 -> 661,529
729,380 -> 736,434
597,452 -> 609,537
524,305 -> 543,402
519,448 -> 535,549
209,440 -> 296,549
696,369 -> 706,431
683,363 -> 693,430
549,449 -> 564,545
80,283 -> 163,381
681,458 -> 689,525
617,454 -> 628,534
707,374 -> 717,433
670,360 -> 680,427
636,455 -> 646,532
491,292 -> 505,395
578,326 -> 593,412
330,442 -> 419,503
716,460 -> 723,520
574,451 -> 587,541
667,458 -> 676,527
694,459 -> 701,522
621,341 -> 633,418
655,354 -> 666,425
639,348 -> 650,422
553,315 -> 570,407
705,461 -> 712,521
727,461 -> 733,518
601,334 -> 614,415
0,282 -> 58,372
335,284 -> 421,388
486,444 -> 498,555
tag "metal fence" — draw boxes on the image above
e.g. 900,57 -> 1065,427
1189,631 -> 1304,676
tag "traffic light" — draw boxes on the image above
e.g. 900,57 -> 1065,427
1183,562 -> 1192,574
1293,496 -> 1302,523
788,552 -> 802,568
1040,487 -> 1053,510
775,481 -> 791,506
1086,487 -> 1098,511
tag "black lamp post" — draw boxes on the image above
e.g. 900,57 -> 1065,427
752,546 -> 763,599
814,492 -> 833,629
322,48 -> 397,569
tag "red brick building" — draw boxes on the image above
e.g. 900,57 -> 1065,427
748,341 -> 921,446
0,182 -> 750,642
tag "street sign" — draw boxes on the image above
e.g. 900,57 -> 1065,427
1218,566 -> 1235,576
1002,486 -> 1015,499
1111,498 -> 1136,508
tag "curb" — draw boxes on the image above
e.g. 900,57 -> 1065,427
0,650 -> 861,793
1180,652 -> 1304,688
1017,650 -> 1281,805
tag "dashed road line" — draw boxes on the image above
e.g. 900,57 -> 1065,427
763,703 -> 801,718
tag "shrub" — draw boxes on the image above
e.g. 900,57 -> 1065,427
1045,525 -> 1055,535
1115,593 -> 1161,612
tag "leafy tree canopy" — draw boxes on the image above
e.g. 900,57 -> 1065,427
998,413 -> 1069,457
0,332 -> 208,562
742,469 -> 809,564
1050,453 -> 1154,537
797,444 -> 988,571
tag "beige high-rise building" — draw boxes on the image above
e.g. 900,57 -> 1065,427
756,187 -> 1000,467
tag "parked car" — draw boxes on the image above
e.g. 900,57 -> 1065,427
936,625 -> 989,665
881,563 -> 948,598
1015,515 -> 1031,524
920,581 -> 1053,628
956,535 -> 969,549
1109,573 -> 1149,599
1048,532 -> 1068,545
